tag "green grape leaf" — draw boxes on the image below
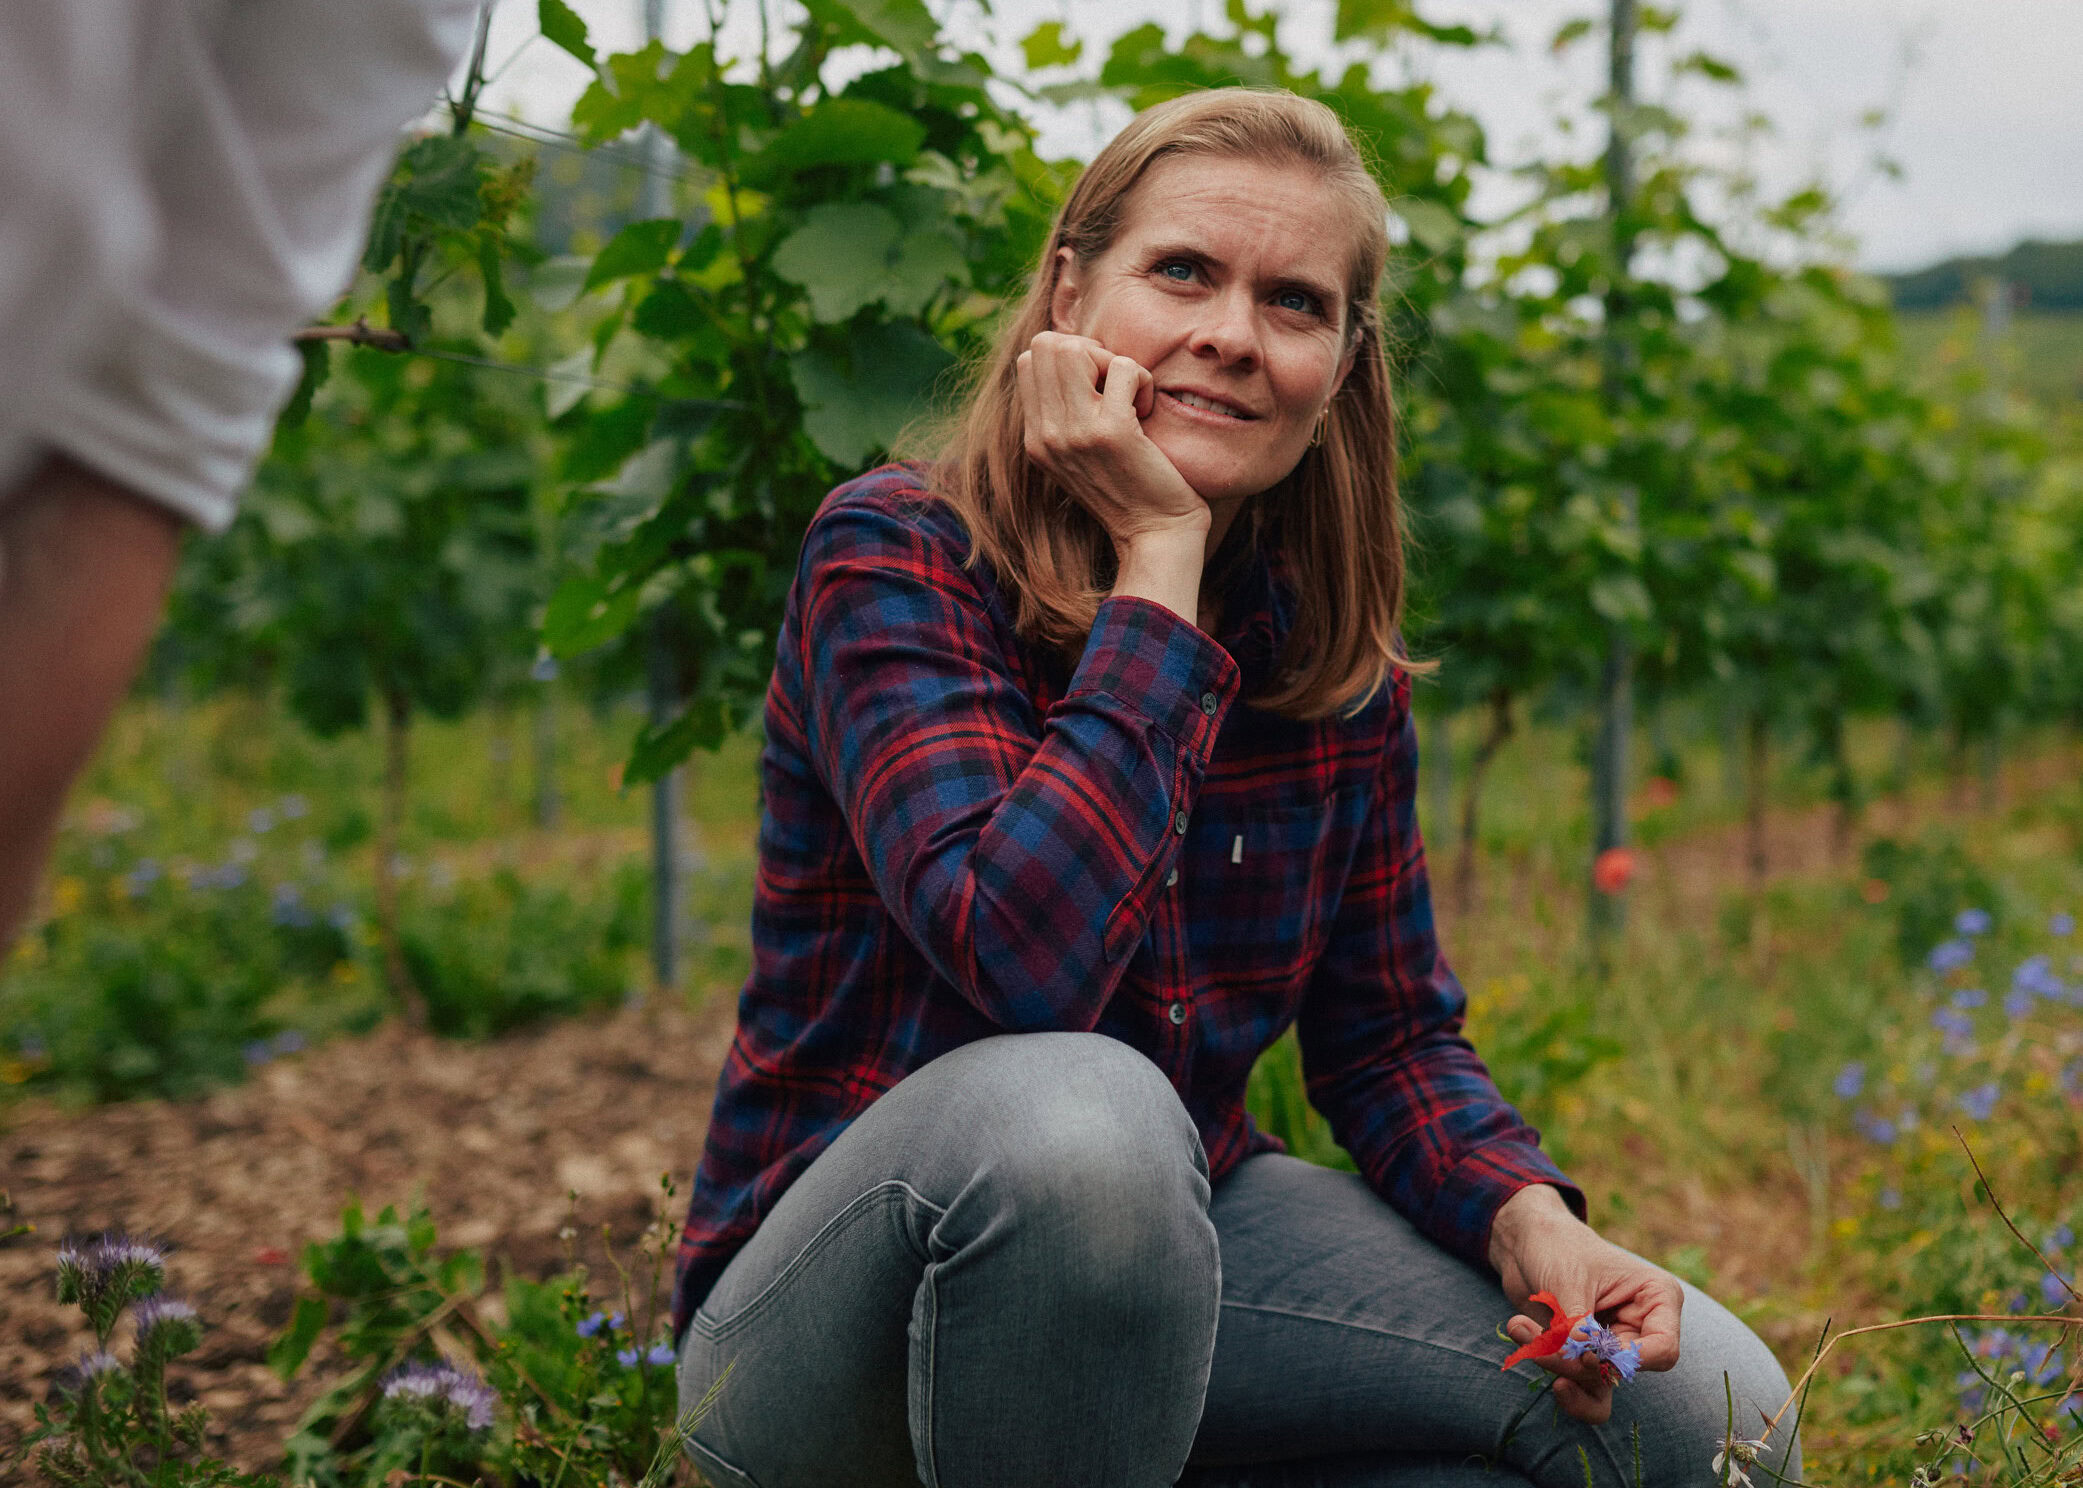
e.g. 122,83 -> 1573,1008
584,218 -> 683,292
770,203 -> 903,321
884,226 -> 967,317
1021,20 -> 1083,68
789,321 -> 954,466
739,98 -> 927,188
538,0 -> 597,67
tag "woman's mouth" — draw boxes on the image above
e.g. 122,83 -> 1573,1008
1160,389 -> 1256,421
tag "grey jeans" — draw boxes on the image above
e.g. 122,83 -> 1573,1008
676,1033 -> 1799,1488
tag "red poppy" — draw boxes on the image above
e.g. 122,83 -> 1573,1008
1592,847 -> 1636,895
1500,1291 -> 1585,1370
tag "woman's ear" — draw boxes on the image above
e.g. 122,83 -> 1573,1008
1047,246 -> 1081,334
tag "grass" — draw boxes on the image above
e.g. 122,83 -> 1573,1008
6,688 -> 2082,1478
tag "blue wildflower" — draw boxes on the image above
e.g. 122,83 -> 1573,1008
270,883 -> 316,928
616,1345 -> 641,1367
646,1341 -> 676,1366
1950,987 -> 1986,1009
1854,1110 -> 1897,1144
243,1041 -> 274,1066
1958,1083 -> 2000,1121
531,651 -> 560,682
271,1030 -> 306,1056
2050,1225 -> 2075,1253
327,902 -> 357,933
123,859 -> 162,897
575,1311 -> 607,1338
248,807 -> 276,835
608,1310 -> 626,1331
2015,955 -> 2065,1001
1927,938 -> 1975,973
1559,1316 -> 1643,1384
279,794 -> 309,820
1833,1062 -> 1864,1100
1956,908 -> 1993,936
2005,987 -> 2036,1020
2053,912 -> 2076,937
2043,1272 -> 2073,1309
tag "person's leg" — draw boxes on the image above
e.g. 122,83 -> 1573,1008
675,1031 -> 1220,1488
1179,1154 -> 1800,1488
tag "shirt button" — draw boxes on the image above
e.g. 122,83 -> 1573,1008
1200,691 -> 1218,716
1165,867 -> 1179,887
1173,810 -> 1189,835
1167,1002 -> 1187,1025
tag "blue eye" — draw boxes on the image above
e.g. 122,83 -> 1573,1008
1276,288 -> 1321,314
1159,261 -> 1195,281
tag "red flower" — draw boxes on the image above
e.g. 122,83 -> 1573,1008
1500,1291 -> 1586,1370
1592,847 -> 1636,895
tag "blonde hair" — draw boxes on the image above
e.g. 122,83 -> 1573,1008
921,87 -> 1421,720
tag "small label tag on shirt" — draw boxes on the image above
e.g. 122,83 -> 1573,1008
1231,833 -> 1243,864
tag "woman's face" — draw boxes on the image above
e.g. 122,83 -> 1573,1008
1050,152 -> 1359,508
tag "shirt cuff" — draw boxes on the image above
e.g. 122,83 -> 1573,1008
1068,595 -> 1240,757
1430,1143 -> 1589,1274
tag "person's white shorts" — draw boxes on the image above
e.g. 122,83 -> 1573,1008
0,0 -> 479,530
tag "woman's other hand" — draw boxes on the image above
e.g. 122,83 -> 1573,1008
1015,331 -> 1210,550
1488,1184 -> 1684,1425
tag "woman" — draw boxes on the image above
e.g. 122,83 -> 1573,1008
672,88 -> 1797,1488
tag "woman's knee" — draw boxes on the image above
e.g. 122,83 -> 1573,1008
924,1032 -> 1214,1279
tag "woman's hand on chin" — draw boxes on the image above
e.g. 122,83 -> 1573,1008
1489,1184 -> 1685,1425
1016,332 -> 1209,551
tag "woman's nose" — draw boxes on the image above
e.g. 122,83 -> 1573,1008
1190,290 -> 1260,366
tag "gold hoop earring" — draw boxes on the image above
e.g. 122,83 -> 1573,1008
1309,411 -> 1328,448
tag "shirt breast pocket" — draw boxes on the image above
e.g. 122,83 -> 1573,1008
1184,792 -> 1337,989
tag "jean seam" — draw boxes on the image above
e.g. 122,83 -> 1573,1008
683,1428 -> 766,1488
1215,1298 -> 1510,1373
696,1181 -> 934,1343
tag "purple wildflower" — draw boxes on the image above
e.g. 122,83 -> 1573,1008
2015,955 -> 2065,1001
646,1341 -> 676,1366
2050,1225 -> 2075,1253
615,1345 -> 641,1367
243,1041 -> 274,1066
132,1295 -> 197,1332
271,883 -> 315,928
248,807 -> 276,835
1958,1083 -> 2000,1121
1956,908 -> 1993,936
1559,1316 -> 1643,1383
271,1030 -> 306,1057
575,1311 -> 607,1338
1950,987 -> 1986,1009
1927,938 -> 1975,973
531,652 -> 560,682
2043,1272 -> 2073,1309
75,1350 -> 122,1381
279,794 -> 310,820
1854,1110 -> 1897,1144
2005,987 -> 2036,1020
2053,912 -> 2076,937
1833,1062 -> 1864,1100
381,1359 -> 496,1432
1879,1187 -> 1903,1210
123,860 -> 162,897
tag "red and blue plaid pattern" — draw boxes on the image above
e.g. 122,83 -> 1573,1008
673,465 -> 1582,1338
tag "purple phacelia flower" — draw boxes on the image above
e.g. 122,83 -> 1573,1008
381,1359 -> 496,1432
1560,1316 -> 1643,1383
75,1349 -> 122,1381
132,1295 -> 197,1331
1833,1062 -> 1864,1100
646,1341 -> 676,1366
2053,912 -> 2076,937
575,1311 -> 607,1338
1956,908 -> 1993,936
1958,1083 -> 2000,1121
1927,938 -> 1975,973
615,1345 -> 641,1367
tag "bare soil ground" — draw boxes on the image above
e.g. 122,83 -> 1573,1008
1,995 -> 735,1474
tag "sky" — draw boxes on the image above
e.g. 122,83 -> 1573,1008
469,0 -> 2083,274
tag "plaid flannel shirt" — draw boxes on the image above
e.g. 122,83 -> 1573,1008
673,464 -> 1582,1339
